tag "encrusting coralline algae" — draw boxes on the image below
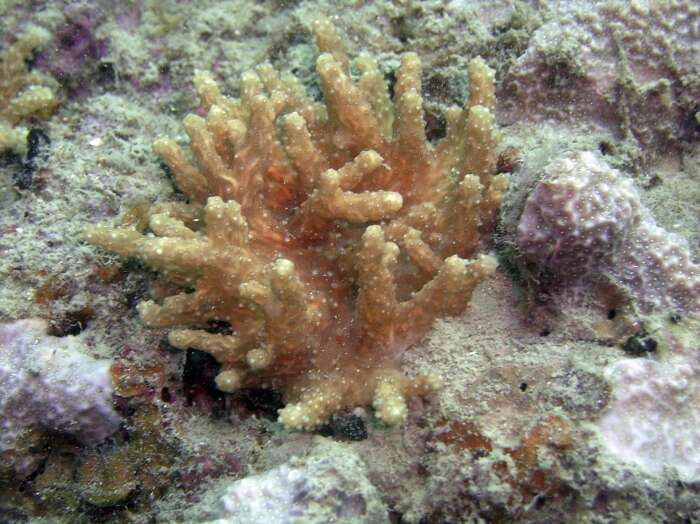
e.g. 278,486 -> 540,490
517,150 -> 700,315
84,19 -> 508,431
0,319 -> 121,453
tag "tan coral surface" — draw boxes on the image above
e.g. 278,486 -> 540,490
84,19 -> 507,430
0,25 -> 58,153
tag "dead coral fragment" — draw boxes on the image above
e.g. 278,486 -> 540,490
85,20 -> 507,430
0,26 -> 58,153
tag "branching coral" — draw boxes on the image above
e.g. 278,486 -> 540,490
0,26 -> 58,154
84,20 -> 507,430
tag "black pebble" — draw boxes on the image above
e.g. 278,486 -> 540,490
623,330 -> 658,356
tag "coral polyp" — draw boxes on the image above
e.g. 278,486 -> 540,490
84,19 -> 507,430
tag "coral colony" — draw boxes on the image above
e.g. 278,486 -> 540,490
0,25 -> 58,154
84,19 -> 508,430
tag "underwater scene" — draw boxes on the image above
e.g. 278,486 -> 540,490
1,0 -> 699,522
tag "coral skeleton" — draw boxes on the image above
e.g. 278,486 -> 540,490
0,25 -> 58,153
84,20 -> 507,430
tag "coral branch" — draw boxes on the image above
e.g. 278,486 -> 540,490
0,26 -> 58,153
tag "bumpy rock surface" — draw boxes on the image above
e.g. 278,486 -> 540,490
0,319 -> 121,450
598,355 -> 700,481
517,150 -> 700,314
204,438 -> 389,524
504,0 -> 700,151
517,150 -> 641,274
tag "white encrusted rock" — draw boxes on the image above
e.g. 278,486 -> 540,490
0,319 -> 121,450
517,150 -> 700,315
205,437 -> 389,524
598,355 -> 700,481
517,150 -> 642,275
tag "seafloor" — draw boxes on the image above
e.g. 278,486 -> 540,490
1,0 -> 700,523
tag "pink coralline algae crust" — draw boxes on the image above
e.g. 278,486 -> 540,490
517,151 -> 700,315
504,0 -> 700,149
37,4 -> 108,80
598,355 -> 700,482
0,319 -> 121,450
203,438 -> 389,524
